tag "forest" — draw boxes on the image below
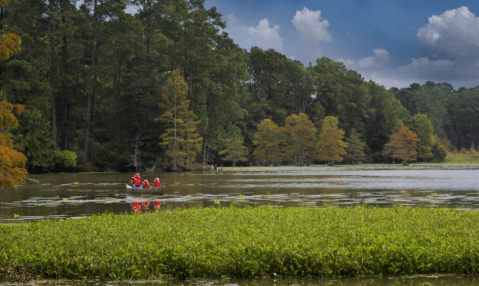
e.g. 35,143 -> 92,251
1,0 -> 479,174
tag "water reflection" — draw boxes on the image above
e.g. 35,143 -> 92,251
1,167 -> 479,223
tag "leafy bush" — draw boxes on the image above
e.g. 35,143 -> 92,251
53,150 -> 77,172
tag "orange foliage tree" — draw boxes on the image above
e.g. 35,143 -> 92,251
387,125 -> 419,165
0,0 -> 21,61
316,116 -> 348,166
0,101 -> 27,188
0,33 -> 21,61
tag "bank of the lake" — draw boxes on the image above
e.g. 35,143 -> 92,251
2,206 -> 479,282
221,163 -> 479,172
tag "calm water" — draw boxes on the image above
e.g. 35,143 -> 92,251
4,275 -> 479,285
1,165 -> 479,223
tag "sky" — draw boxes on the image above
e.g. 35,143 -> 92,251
202,0 -> 479,90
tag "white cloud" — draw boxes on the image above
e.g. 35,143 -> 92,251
397,7 -> 479,80
248,19 -> 284,53
362,72 -> 424,90
292,7 -> 331,45
417,6 -> 479,58
398,57 -> 455,73
224,14 -> 284,53
338,49 -> 392,71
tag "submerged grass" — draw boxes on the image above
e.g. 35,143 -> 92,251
2,206 -> 479,282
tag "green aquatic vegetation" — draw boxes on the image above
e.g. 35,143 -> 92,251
2,206 -> 479,282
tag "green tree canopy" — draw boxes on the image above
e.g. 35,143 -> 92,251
344,128 -> 366,164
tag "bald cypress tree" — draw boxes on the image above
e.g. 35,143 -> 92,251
387,125 -> 419,166
156,69 -> 201,170
317,116 -> 348,166
219,137 -> 249,166
344,128 -> 366,164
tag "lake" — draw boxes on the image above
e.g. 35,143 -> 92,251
12,275 -> 479,286
1,165 -> 479,223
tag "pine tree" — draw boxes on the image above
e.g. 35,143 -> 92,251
0,100 -> 27,188
317,116 -> 348,166
219,137 -> 248,166
344,128 -> 366,164
387,125 -> 419,166
155,69 -> 202,170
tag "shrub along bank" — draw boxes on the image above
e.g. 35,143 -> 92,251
2,206 -> 479,282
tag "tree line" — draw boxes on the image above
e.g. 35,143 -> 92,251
0,0 -> 478,176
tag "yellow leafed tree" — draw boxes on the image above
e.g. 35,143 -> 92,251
155,69 -> 202,170
253,119 -> 286,165
386,125 -> 419,166
316,116 -> 348,166
0,101 -> 27,188
283,113 -> 317,166
219,137 -> 249,166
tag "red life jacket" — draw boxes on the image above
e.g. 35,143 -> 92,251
153,180 -> 161,188
142,181 -> 150,189
133,176 -> 142,186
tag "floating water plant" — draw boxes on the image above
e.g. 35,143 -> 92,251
2,206 -> 479,282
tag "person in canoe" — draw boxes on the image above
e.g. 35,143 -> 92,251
142,179 -> 150,189
131,173 -> 143,189
153,178 -> 161,188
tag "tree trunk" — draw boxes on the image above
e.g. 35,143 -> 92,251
172,93 -> 177,171
84,0 -> 97,159
61,92 -> 68,150
91,71 -> 98,144
61,9 -> 69,151
206,145 -> 211,163
146,36 -> 150,54
49,3 -> 57,151
201,133 -> 207,164
188,54 -> 194,107
134,132 -> 140,172
117,60 -> 122,142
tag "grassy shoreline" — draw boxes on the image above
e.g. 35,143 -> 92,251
2,206 -> 479,282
